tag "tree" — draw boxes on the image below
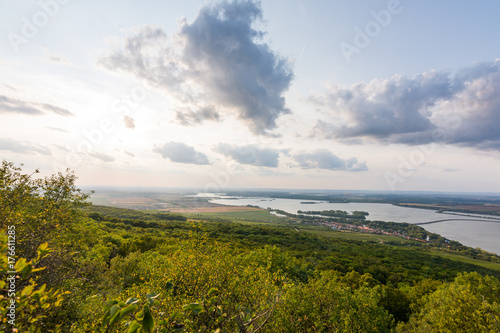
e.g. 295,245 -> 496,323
0,232 -> 70,332
0,161 -> 91,261
270,270 -> 393,332
0,160 -> 101,302
398,272 -> 500,332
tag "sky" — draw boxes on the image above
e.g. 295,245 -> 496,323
1,0 -> 500,193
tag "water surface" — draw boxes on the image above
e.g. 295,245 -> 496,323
208,196 -> 500,254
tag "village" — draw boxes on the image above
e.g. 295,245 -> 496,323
319,219 -> 430,244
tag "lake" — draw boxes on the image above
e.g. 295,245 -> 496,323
207,196 -> 500,255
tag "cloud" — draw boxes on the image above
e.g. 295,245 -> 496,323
39,104 -> 74,117
52,144 -> 70,152
292,149 -> 367,171
0,95 -> 74,116
53,144 -> 116,162
310,60 -> 500,150
216,143 -> 279,167
46,126 -> 69,133
45,55 -> 72,66
124,151 -> 135,157
123,115 -> 136,129
0,95 -> 44,115
153,142 -> 210,165
3,84 -> 18,92
0,138 -> 52,156
175,105 -> 220,126
100,0 -> 293,135
88,152 -> 115,163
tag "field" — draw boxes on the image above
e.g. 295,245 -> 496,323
88,191 -> 221,210
88,189 -> 500,273
185,209 -> 292,223
184,209 -> 500,274
429,250 -> 500,271
168,206 -> 265,213
397,203 -> 500,215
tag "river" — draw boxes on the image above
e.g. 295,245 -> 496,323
205,196 -> 500,255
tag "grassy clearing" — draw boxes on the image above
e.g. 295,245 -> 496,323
429,250 -> 500,271
299,226 -> 422,245
186,210 -> 289,223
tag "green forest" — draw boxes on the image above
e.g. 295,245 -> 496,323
1,161 -> 500,332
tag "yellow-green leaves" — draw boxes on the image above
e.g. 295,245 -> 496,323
397,272 -> 500,332
184,303 -> 205,315
101,293 -> 161,333
0,232 -> 69,331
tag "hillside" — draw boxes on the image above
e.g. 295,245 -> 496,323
1,161 -> 500,332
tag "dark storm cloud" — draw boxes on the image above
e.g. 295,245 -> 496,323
292,149 -> 367,171
100,0 -> 293,135
311,60 -> 500,150
215,143 -> 279,167
153,142 -> 210,165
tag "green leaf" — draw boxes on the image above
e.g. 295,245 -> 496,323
108,305 -> 120,325
36,242 -> 51,260
146,292 -> 160,305
127,321 -> 141,333
166,281 -> 174,290
109,305 -> 119,318
15,258 -> 32,277
142,305 -> 155,333
86,294 -> 101,300
184,303 -> 205,315
146,292 -> 160,300
126,297 -> 140,305
118,304 -> 138,321
102,312 -> 111,327
21,284 -> 35,297
207,288 -> 219,297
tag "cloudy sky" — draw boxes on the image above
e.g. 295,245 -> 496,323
1,0 -> 500,192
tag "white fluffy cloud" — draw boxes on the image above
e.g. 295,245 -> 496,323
292,149 -> 367,171
216,143 -> 279,167
100,0 -> 293,135
311,60 -> 500,150
153,142 -> 210,165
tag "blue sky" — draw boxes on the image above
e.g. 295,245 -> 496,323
1,0 -> 500,192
